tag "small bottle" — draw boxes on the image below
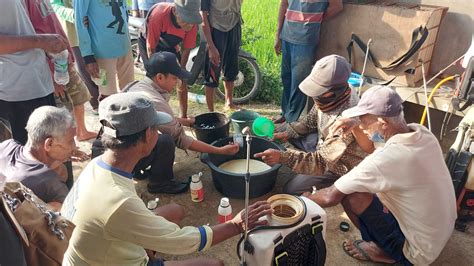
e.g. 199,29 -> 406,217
147,197 -> 159,210
51,50 -> 69,85
190,172 -> 204,202
92,69 -> 107,86
188,92 -> 206,104
217,197 -> 233,223
233,133 -> 243,147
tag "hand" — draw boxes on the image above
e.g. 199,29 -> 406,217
83,16 -> 89,27
208,45 -> 220,66
70,148 -> 90,162
37,34 -> 68,54
219,143 -> 239,155
272,132 -> 288,143
231,201 -> 272,232
187,116 -> 195,126
329,118 -> 360,137
274,38 -> 281,56
301,191 -> 316,201
254,149 -> 281,165
53,82 -> 65,98
85,62 -> 100,79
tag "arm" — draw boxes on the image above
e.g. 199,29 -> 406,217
201,2 -> 220,66
0,34 -> 67,55
146,9 -> 162,57
285,105 -> 319,139
304,185 -> 346,208
50,0 -> 75,23
329,117 -> 374,154
74,0 -> 93,61
324,0 -> 343,20
180,48 -> 191,68
274,0 -> 288,55
188,139 -> 239,155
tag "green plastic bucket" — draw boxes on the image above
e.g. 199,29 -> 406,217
230,110 -> 260,134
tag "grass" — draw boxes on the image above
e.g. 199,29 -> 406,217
241,0 -> 282,103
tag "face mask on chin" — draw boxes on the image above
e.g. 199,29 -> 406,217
369,131 -> 385,143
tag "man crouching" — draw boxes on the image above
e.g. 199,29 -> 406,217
61,93 -> 271,265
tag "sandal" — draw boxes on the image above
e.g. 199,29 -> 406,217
342,240 -> 373,262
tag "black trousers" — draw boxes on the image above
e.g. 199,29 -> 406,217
133,134 -> 176,185
0,94 -> 55,145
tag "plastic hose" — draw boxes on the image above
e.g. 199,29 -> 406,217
420,76 -> 456,126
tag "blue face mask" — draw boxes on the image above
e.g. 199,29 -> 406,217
370,131 -> 385,143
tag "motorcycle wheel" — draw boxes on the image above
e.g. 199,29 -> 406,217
215,56 -> 262,104
131,39 -> 145,74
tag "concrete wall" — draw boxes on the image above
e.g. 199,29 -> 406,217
398,0 -> 473,75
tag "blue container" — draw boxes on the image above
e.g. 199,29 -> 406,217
348,72 -> 362,88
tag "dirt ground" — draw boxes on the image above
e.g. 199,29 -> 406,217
75,96 -> 474,265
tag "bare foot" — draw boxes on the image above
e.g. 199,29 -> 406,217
343,240 -> 396,264
76,130 -> 97,141
224,104 -> 240,111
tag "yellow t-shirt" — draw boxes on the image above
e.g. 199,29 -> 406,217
335,124 -> 457,265
61,158 -> 212,265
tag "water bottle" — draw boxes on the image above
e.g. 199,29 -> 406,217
190,172 -> 204,202
217,197 -> 233,223
233,133 -> 244,147
92,69 -> 108,86
51,50 -> 69,85
188,92 -> 206,104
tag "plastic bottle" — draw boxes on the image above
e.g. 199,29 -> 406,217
233,133 -> 243,147
92,69 -> 107,86
51,50 -> 69,85
190,172 -> 204,202
188,92 -> 206,104
147,197 -> 160,210
217,197 -> 233,223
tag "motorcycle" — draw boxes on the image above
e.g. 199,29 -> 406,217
128,16 -> 262,104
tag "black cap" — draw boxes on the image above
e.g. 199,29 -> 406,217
145,51 -> 192,80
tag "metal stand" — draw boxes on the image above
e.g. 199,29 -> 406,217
241,127 -> 252,266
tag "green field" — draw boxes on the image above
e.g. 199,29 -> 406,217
241,0 -> 282,103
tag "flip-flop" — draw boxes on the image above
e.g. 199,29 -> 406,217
342,240 -> 373,262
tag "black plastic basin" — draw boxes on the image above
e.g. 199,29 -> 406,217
201,136 -> 284,199
193,112 -> 230,144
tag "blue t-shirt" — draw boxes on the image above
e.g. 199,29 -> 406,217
75,0 -> 131,59
280,0 -> 329,46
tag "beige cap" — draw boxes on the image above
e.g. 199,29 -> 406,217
299,55 -> 351,97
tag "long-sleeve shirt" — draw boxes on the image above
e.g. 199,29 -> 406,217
62,158 -> 212,265
74,0 -> 131,61
123,77 -> 194,150
280,92 -> 367,177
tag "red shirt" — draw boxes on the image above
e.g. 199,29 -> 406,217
146,3 -> 198,53
24,0 -> 74,63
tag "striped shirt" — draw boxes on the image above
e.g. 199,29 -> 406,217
280,0 -> 329,45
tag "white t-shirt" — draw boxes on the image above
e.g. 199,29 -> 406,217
335,124 -> 457,265
0,0 -> 53,101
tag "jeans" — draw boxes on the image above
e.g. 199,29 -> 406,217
281,40 -> 316,123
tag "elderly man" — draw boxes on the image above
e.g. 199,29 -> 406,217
123,51 -> 238,194
0,106 -> 76,210
139,0 -> 202,118
61,93 -> 271,266
303,86 -> 457,265
255,55 -> 371,194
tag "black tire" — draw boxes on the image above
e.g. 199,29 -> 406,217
215,56 -> 261,104
131,39 -> 145,74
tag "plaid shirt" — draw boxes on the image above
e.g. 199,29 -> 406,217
280,93 -> 368,176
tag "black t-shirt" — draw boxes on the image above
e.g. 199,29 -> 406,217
0,140 -> 68,203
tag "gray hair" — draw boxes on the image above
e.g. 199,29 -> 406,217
25,106 -> 75,147
385,110 -> 406,127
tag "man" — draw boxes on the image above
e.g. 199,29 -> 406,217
75,0 -> 134,99
255,55 -> 370,194
303,86 -> 457,265
26,0 -> 96,141
0,0 -> 68,144
61,93 -> 271,265
0,106 -> 76,211
139,0 -> 201,119
274,0 -> 343,123
50,0 -> 101,114
124,51 -> 239,194
201,0 -> 242,111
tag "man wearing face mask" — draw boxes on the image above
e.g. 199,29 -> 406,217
139,0 -> 201,119
302,86 -> 456,265
255,55 -> 372,194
